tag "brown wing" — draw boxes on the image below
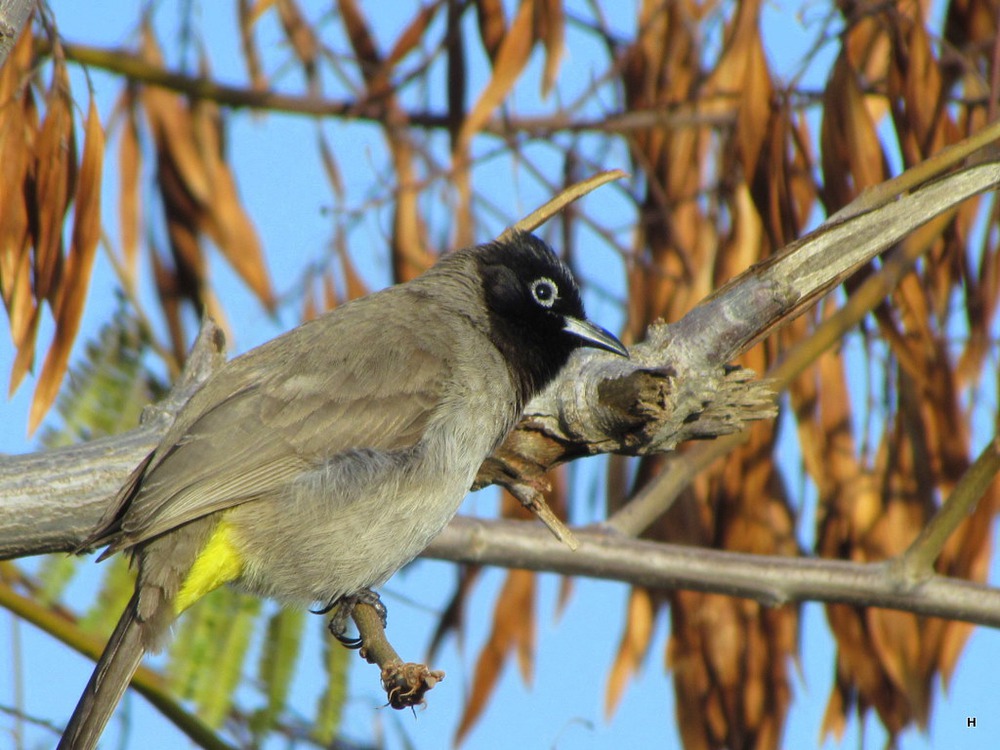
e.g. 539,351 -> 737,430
96,289 -> 451,552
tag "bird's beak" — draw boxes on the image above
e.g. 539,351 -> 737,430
563,317 -> 629,358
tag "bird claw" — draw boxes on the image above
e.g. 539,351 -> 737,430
325,589 -> 387,649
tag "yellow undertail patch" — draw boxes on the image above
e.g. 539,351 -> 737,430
174,519 -> 243,615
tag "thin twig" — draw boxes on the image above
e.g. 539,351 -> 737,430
499,169 -> 629,240
893,437 -> 1000,583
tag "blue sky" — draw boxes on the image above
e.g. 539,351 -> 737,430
2,2 -> 999,749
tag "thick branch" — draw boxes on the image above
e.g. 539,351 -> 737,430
427,517 -> 1000,628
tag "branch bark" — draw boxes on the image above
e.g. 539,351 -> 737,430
50,39 -> 730,137
426,517 -> 1000,628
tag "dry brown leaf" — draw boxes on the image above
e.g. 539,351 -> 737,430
961,213 -> 1000,374
0,201 -> 29,330
716,183 -> 763,285
669,590 -> 795,750
453,0 -> 535,245
428,565 -> 483,661
733,7 -> 772,181
191,77 -> 223,184
0,82 -> 35,353
316,130 -> 345,200
454,569 -> 535,745
891,18 -> 949,163
62,96 -> 106,315
238,0 -> 269,90
554,574 -> 573,621
700,0 -> 772,181
536,0 -> 564,98
276,0 -> 319,80
300,285 -> 318,323
32,56 -> 76,303
155,132 -> 204,361
337,241 -> 368,301
338,0 -> 381,74
866,605 -> 928,725
385,2 -> 440,71
146,91 -> 210,205
0,23 -> 36,352
139,34 -> 274,314
501,169 -> 628,239
604,587 -> 654,718
935,483 -> 998,685
651,379 -> 797,750
798,327 -> 912,739
668,590 -> 718,750
149,243 -> 185,369
620,0 -> 708,331
752,105 -> 817,248
246,0 -> 277,24
321,268 -> 339,312
117,90 -> 142,284
140,27 -> 211,204
820,51 -> 888,209
332,1 -> 430,280
158,140 -> 205,286
8,306 -> 39,397
201,164 -> 275,310
805,323 -> 979,742
458,0 -> 535,150
513,574 -> 536,685
474,0 -> 507,62
28,96 -> 104,433
613,11 -> 803,742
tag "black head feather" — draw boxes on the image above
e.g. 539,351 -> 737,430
473,231 -> 625,401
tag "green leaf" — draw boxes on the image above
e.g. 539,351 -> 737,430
250,606 -> 305,738
169,588 -> 260,727
40,306 -> 161,448
313,621 -> 350,745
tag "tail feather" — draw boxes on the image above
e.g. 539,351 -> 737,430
59,592 -> 147,750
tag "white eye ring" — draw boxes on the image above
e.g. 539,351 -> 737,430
531,277 -> 559,308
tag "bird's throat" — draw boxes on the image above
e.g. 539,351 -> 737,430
174,519 -> 243,615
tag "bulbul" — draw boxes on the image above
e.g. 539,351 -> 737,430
60,231 -> 627,749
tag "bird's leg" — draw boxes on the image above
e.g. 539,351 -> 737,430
324,589 -> 387,649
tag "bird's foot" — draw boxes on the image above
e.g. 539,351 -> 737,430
324,589 -> 387,649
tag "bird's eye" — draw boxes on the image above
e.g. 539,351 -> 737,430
530,277 -> 559,308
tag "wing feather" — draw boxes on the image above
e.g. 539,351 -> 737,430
100,288 -> 452,551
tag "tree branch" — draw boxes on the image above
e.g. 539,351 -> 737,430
895,436 -> 1000,582
426,517 -> 1000,628
0,320 -> 227,558
50,39 -> 731,137
0,574 -> 234,750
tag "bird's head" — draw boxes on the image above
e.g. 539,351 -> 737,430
473,231 -> 628,399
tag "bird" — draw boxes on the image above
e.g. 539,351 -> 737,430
59,230 -> 628,749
